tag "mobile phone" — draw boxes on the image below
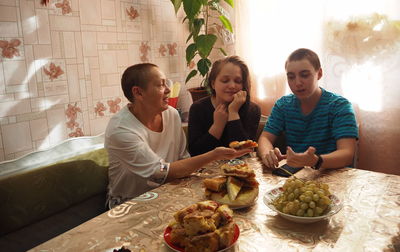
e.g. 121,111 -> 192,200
272,164 -> 303,177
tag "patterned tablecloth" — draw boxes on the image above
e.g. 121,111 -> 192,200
31,156 -> 400,252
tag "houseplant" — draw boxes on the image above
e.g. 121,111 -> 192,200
170,0 -> 234,101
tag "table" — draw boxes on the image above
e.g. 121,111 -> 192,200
31,156 -> 400,252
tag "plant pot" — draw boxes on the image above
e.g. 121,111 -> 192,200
188,87 -> 210,102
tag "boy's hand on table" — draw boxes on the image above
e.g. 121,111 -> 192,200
261,147 -> 286,169
286,146 -> 318,168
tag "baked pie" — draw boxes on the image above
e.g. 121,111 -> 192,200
229,140 -> 258,150
167,200 -> 236,252
203,160 -> 259,208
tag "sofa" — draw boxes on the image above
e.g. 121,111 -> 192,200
0,118 -> 272,252
0,134 -> 109,252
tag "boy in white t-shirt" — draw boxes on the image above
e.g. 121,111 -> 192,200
105,63 -> 250,208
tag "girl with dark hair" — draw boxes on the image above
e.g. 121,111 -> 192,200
188,56 -> 261,156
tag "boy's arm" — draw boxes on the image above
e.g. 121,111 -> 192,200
286,138 -> 357,169
319,138 -> 356,170
257,131 -> 276,157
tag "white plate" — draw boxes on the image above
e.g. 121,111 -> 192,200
263,187 -> 343,223
164,223 -> 240,252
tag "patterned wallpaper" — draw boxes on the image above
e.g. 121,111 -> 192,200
0,0 -> 210,162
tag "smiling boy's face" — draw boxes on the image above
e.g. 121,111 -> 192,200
285,59 -> 322,100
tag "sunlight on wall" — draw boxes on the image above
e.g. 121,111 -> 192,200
0,59 -> 50,117
341,61 -> 382,112
25,59 -> 49,92
324,0 -> 399,20
240,0 -> 399,111
25,15 -> 38,35
0,102 -> 17,118
244,0 -> 324,100
42,123 -> 64,149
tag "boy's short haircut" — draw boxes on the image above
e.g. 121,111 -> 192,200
285,48 -> 321,71
121,63 -> 158,102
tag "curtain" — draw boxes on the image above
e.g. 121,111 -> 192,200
235,0 -> 400,174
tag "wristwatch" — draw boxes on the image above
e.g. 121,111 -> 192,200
313,155 -> 323,170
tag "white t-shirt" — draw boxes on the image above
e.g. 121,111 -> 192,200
105,105 -> 190,204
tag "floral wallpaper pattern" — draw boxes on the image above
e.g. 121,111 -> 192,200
55,0 -> 72,15
139,42 -> 151,62
167,42 -> 177,56
0,39 -> 21,59
158,44 -> 167,57
0,0 -> 203,161
43,63 -> 64,81
65,103 -> 82,138
107,98 -> 122,114
94,102 -> 107,117
126,6 -> 139,20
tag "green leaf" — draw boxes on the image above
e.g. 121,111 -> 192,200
182,0 -> 202,20
219,47 -> 227,56
197,58 -> 212,76
170,0 -> 183,14
192,18 -> 204,39
219,15 -> 233,33
186,33 -> 193,43
186,70 -> 198,83
223,0 -> 234,8
195,34 -> 217,58
186,43 -> 197,63
210,2 -> 229,18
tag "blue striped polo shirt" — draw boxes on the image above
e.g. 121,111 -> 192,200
264,88 -> 358,155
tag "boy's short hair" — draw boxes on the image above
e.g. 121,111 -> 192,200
121,63 -> 158,102
285,48 -> 321,71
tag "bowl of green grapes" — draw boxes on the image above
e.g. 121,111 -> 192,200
263,178 -> 343,223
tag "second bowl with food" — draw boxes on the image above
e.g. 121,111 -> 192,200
263,178 -> 343,223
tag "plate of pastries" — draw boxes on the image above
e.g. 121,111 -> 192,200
164,200 -> 239,252
203,159 -> 259,209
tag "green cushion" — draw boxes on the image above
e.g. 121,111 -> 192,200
0,148 -> 109,235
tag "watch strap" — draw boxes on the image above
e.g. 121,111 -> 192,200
313,155 -> 323,170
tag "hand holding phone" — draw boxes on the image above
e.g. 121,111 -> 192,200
272,164 -> 303,177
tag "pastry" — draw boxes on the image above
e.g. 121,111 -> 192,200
168,201 -> 236,252
203,160 -> 259,208
229,140 -> 258,150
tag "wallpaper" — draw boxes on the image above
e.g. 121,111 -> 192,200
0,0 -> 200,161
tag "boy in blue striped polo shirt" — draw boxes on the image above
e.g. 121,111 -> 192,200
258,48 -> 358,171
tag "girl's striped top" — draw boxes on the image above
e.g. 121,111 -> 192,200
264,88 -> 358,155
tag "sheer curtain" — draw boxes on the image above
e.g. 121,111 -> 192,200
235,0 -> 400,174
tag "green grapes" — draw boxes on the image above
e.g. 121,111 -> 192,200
273,178 -> 332,217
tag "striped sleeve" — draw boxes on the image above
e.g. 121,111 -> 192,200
263,98 -> 286,136
331,98 -> 359,140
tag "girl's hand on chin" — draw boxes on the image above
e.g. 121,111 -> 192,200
213,103 -> 228,127
228,90 -> 247,113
